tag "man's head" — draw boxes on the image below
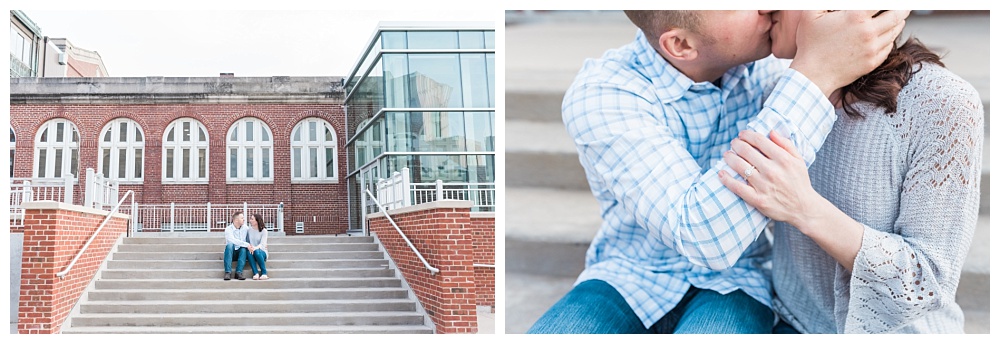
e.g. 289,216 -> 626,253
232,211 -> 245,228
624,10 -> 774,82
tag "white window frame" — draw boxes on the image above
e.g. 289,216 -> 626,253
98,118 -> 145,183
162,118 -> 209,184
226,118 -> 274,183
291,118 -> 338,183
33,119 -> 80,180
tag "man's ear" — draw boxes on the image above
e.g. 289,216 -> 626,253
658,28 -> 698,61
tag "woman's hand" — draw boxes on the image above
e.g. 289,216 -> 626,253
718,130 -> 821,229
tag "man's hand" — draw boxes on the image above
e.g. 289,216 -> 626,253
789,10 -> 910,97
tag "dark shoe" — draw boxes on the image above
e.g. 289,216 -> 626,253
224,272 -> 232,281
235,272 -> 245,280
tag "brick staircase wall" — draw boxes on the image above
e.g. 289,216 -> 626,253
471,215 -> 496,309
16,201 -> 128,334
367,200 -> 484,333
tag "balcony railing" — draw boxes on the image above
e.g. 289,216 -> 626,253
10,54 -> 33,78
373,167 -> 495,213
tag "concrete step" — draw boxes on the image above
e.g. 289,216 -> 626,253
505,120 -> 588,190
123,235 -> 373,245
115,242 -> 379,252
70,311 -> 425,327
101,268 -> 395,279
61,324 -> 434,334
86,288 -> 410,301
112,250 -> 384,261
107,258 -> 390,270
80,299 -> 416,314
95,278 -> 402,290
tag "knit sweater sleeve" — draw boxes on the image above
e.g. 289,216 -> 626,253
836,66 -> 984,333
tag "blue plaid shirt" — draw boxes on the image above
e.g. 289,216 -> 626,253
563,30 -> 836,328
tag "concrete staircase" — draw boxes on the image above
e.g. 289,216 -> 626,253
61,235 -> 434,334
505,11 -> 989,334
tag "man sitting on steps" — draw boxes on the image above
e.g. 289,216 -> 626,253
223,210 -> 254,280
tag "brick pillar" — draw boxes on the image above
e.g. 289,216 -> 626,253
368,200 -> 478,333
17,201 -> 128,334
470,214 -> 495,310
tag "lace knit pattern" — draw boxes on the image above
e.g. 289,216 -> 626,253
772,63 -> 983,333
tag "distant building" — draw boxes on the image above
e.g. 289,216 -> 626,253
343,22 -> 496,231
10,10 -> 43,77
42,38 -> 110,77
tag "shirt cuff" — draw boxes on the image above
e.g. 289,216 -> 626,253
751,69 -> 837,166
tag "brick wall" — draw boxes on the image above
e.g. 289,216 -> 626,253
470,215 -> 495,310
10,104 -> 349,234
368,201 -> 479,333
17,201 -> 129,334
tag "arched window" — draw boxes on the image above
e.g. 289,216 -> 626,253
226,118 -> 273,182
291,118 -> 338,182
10,128 -> 15,177
162,118 -> 208,183
34,119 -> 79,180
98,118 -> 145,183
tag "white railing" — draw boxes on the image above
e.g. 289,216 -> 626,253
411,181 -> 495,212
9,176 -> 75,227
56,190 -> 134,279
118,202 -> 284,233
374,167 -> 495,213
84,168 -> 118,209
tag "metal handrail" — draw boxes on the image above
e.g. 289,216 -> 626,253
56,190 -> 135,279
365,189 -> 439,275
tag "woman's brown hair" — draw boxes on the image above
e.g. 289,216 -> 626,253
839,36 -> 944,118
251,213 -> 266,232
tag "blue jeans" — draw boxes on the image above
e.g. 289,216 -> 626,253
527,279 -> 772,334
223,243 -> 248,273
249,250 -> 268,276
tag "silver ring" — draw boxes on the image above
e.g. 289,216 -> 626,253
744,166 -> 756,179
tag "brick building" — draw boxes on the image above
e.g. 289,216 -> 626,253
10,76 -> 349,234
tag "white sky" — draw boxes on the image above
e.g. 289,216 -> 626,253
16,6 -> 497,77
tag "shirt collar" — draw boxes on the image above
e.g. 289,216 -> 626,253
632,30 -> 753,103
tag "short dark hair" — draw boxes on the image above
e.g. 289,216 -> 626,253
231,210 -> 244,222
624,10 -> 702,46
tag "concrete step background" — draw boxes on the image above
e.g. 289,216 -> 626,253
504,10 -> 990,334
62,234 -> 434,334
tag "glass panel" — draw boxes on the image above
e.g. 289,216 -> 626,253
405,111 -> 467,152
309,122 -> 317,141
54,149 -> 63,178
38,149 -> 47,178
246,121 -> 254,141
135,148 -> 143,178
407,54 -> 463,107
102,149 -> 111,178
325,126 -> 333,141
310,148 -> 318,178
382,31 -> 406,49
166,149 -> 174,179
262,126 -> 270,141
71,148 -> 78,178
72,128 -> 78,143
469,112 -> 494,151
407,31 -> 458,49
459,31 -> 485,49
136,127 -> 143,142
198,149 -> 206,178
40,128 -> 47,143
10,149 -> 14,178
166,128 -> 174,142
103,129 -> 112,142
56,123 -> 64,143
485,31 -> 495,49
293,148 -> 301,178
182,148 -> 190,178
120,122 -> 128,142
460,54 -> 489,108
182,121 -> 191,142
293,127 -> 301,142
230,127 -> 238,141
199,128 -> 206,142
118,149 -> 127,179
230,148 -> 238,178
383,54 -> 409,108
262,148 -> 270,178
326,148 -> 335,178
9,128 -> 13,143
486,54 -> 495,107
246,148 -> 254,178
